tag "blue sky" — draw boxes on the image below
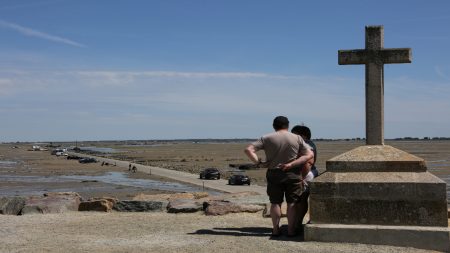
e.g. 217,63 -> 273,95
0,0 -> 449,142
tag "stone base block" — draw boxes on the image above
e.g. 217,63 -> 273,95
305,223 -> 450,252
310,171 -> 448,227
326,145 -> 426,172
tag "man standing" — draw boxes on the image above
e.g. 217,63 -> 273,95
244,116 -> 314,237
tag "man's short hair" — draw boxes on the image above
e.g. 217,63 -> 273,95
273,116 -> 289,130
291,125 -> 311,140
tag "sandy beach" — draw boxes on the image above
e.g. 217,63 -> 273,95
0,211 -> 440,253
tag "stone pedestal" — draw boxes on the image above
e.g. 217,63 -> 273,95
304,145 -> 450,252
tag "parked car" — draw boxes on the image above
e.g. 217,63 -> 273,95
79,157 -> 97,164
51,149 -> 63,155
67,155 -> 82,160
199,168 -> 221,180
228,173 -> 251,185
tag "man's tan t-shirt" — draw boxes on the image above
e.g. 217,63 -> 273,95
252,130 -> 308,170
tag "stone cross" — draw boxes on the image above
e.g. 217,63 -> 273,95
338,26 -> 412,145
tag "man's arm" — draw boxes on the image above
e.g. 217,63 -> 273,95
280,148 -> 314,172
244,144 -> 260,164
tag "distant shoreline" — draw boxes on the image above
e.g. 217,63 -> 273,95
2,137 -> 450,145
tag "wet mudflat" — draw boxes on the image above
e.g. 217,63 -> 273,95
0,172 -> 215,198
1,140 -> 450,201
0,145 -> 217,199
97,140 -> 450,200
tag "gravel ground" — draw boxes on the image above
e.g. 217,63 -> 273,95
0,212 -> 439,253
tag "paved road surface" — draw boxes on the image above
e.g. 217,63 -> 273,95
74,153 -> 267,195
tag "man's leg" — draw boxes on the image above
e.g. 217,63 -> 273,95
270,203 -> 282,235
296,191 -> 309,234
286,202 -> 297,236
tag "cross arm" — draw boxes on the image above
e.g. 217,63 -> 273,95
380,48 -> 412,64
338,49 -> 367,65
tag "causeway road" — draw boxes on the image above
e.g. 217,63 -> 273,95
74,153 -> 267,195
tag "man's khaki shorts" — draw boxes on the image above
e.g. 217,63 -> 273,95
266,169 -> 303,204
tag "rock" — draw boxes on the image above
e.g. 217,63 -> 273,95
20,205 -> 44,215
167,199 -> 203,213
113,200 -> 168,212
262,202 -> 287,218
21,192 -> 81,215
79,197 -> 118,212
204,200 -> 264,216
0,197 -> 26,215
191,192 -> 209,199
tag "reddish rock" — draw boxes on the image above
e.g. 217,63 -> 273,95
21,192 -> 81,215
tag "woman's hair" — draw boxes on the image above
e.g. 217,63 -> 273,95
291,125 -> 311,140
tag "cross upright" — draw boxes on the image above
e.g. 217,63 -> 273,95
338,25 -> 412,145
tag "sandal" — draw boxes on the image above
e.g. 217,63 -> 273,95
271,226 -> 281,237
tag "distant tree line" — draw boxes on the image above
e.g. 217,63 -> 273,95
393,137 -> 450,141
5,137 -> 450,145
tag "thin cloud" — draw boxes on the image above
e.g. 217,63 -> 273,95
0,19 -> 85,48
75,70 -> 288,79
435,66 -> 450,81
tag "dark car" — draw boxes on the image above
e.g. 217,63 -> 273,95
199,168 -> 221,180
79,157 -> 97,164
67,155 -> 82,160
228,173 -> 251,185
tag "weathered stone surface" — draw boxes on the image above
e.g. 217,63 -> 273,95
338,26 -> 412,145
20,205 -> 44,215
167,199 -> 203,213
113,200 -> 168,212
326,145 -> 426,172
310,171 -> 448,227
313,25 -> 449,252
79,197 -> 118,212
21,192 -> 81,215
204,200 -> 264,216
305,223 -> 450,252
0,197 -> 26,215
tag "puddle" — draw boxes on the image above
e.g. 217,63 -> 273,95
61,172 -> 215,193
0,160 -> 18,168
0,172 -> 220,197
